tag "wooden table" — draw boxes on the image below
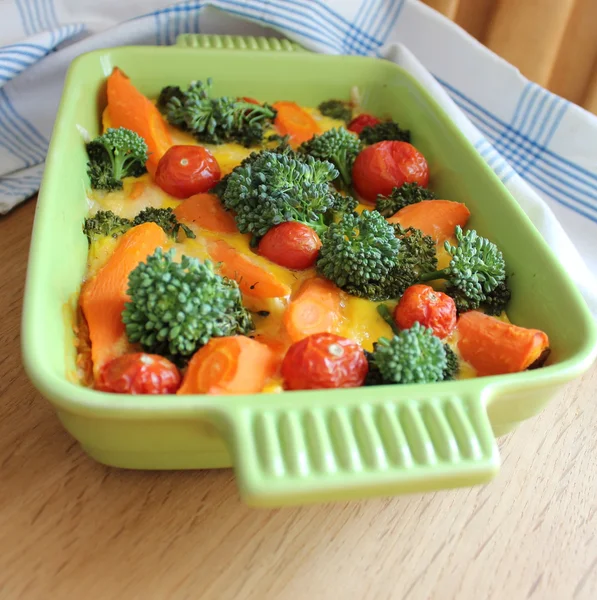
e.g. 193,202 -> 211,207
1,198 -> 596,600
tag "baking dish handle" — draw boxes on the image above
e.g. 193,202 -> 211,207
175,34 -> 307,52
224,392 -> 500,506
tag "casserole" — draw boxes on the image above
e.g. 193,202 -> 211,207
22,34 -> 597,506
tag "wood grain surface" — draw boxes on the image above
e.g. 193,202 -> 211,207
1,198 -> 596,600
422,0 -> 597,115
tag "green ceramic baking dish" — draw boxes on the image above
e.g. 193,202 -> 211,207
21,35 -> 597,507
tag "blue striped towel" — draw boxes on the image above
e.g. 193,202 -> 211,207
1,0 -> 596,313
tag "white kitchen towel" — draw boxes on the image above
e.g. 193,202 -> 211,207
1,0 -> 596,313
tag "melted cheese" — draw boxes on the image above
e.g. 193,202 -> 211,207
87,104 -> 480,391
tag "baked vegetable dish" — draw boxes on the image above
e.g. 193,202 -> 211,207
76,67 -> 551,395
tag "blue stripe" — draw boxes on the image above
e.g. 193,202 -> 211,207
436,76 -> 597,188
523,170 -> 597,225
28,0 -> 43,33
14,0 -> 33,35
508,89 -> 551,170
207,0 -> 342,51
464,98 -> 597,206
463,101 -> 597,218
378,0 -> 406,42
365,0 -> 391,47
511,83 -> 532,131
0,55 -> 36,68
517,95 -> 563,175
212,0 -> 345,52
343,0 -> 371,54
0,104 -> 41,164
0,42 -> 49,53
0,47 -> 47,59
0,90 -> 48,160
0,130 -> 34,166
294,0 -> 378,54
42,0 -> 59,30
149,1 -> 347,53
354,0 -> 378,47
499,85 -> 541,164
338,0 -> 377,54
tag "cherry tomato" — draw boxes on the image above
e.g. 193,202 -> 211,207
258,222 -> 322,270
95,353 -> 181,395
282,333 -> 368,390
394,284 -> 457,339
155,145 -> 221,199
352,141 -> 429,203
347,113 -> 382,134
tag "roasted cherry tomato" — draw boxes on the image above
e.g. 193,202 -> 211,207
352,140 -> 429,203
155,145 -> 221,199
347,113 -> 382,134
282,333 -> 368,390
258,222 -> 322,270
95,353 -> 181,395
394,284 -> 457,339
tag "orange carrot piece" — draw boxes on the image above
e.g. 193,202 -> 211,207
457,311 -> 550,377
106,67 -> 173,175
283,277 -> 343,342
173,193 -> 238,234
387,200 -> 471,244
206,239 -> 291,298
79,223 -> 168,375
177,336 -> 277,395
273,101 -> 321,146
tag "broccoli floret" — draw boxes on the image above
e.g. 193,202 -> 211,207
156,86 -> 185,115
132,207 -> 195,240
420,226 -> 506,307
86,127 -> 148,191
363,347 -> 384,386
446,278 -> 511,315
122,248 -> 253,362
443,344 -> 459,380
318,99 -> 352,122
327,190 -> 358,222
359,121 -> 411,145
482,280 -> 512,315
317,210 -> 400,293
393,225 -> 437,274
211,139 -> 302,199
299,128 -> 362,188
345,225 -> 437,300
375,183 -> 436,217
221,151 -> 338,237
83,210 -> 132,245
369,322 -> 447,384
158,78 -> 276,147
317,213 -> 439,301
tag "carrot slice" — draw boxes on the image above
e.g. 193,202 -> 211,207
173,193 -> 238,234
387,200 -> 471,244
177,336 -> 277,395
206,239 -> 291,298
457,311 -> 550,377
273,101 -> 321,146
106,67 -> 173,175
79,223 -> 168,375
283,277 -> 343,342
